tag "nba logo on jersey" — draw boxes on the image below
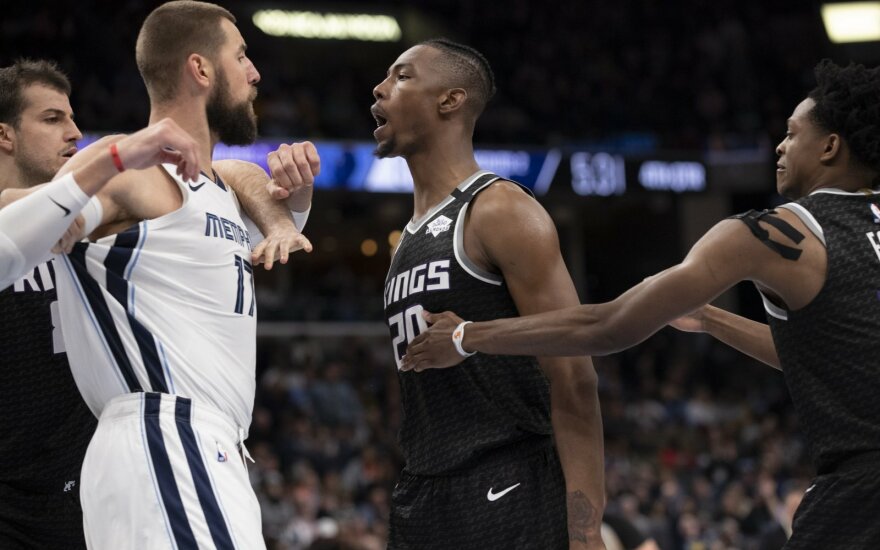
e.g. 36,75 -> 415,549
426,215 -> 452,237
870,203 -> 880,224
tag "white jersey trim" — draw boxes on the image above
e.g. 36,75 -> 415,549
777,203 -> 825,246
405,170 -> 493,234
810,187 -> 880,197
758,290 -> 789,321
453,201 -> 503,286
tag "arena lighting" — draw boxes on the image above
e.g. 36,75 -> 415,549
821,2 -> 880,43
638,161 -> 706,193
252,9 -> 402,42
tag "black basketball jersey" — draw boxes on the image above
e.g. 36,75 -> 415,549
755,189 -> 880,473
0,261 -> 96,493
383,171 -> 553,476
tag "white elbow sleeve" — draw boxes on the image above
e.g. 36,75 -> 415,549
0,172 -> 90,288
81,198 -> 104,236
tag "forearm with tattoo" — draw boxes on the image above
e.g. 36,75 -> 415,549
567,489 -> 600,543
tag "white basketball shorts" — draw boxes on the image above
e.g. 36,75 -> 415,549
80,392 -> 265,550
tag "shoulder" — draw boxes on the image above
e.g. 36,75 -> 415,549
467,179 -> 560,268
469,179 -> 551,232
213,159 -> 267,183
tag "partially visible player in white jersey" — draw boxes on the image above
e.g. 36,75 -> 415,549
0,1 -> 316,548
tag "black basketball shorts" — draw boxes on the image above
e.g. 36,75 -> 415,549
786,454 -> 880,549
388,437 -> 568,550
0,480 -> 87,550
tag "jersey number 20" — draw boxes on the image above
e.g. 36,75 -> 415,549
388,304 -> 427,369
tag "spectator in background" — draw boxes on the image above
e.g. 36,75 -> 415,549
601,513 -> 660,550
758,482 -> 807,550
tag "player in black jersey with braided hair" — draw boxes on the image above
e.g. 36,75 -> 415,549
0,59 -> 96,549
406,59 -> 880,548
373,39 -> 606,549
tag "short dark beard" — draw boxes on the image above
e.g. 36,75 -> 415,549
15,152 -> 56,187
374,138 -> 396,159
206,69 -> 258,146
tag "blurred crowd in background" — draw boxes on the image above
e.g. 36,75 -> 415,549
247,332 -> 813,550
3,1 -> 847,548
2,0 -> 833,152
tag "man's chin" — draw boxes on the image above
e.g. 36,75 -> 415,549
373,140 -> 397,159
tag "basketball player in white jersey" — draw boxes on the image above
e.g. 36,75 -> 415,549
0,2 -> 316,548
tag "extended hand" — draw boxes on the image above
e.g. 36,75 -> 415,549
266,142 -> 320,200
113,118 -> 200,181
251,228 -> 313,270
402,310 -> 468,372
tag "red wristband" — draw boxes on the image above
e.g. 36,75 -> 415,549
110,143 -> 125,172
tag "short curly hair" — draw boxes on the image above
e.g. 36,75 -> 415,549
808,59 -> 880,170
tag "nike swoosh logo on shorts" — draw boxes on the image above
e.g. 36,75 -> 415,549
188,181 -> 207,192
487,482 -> 521,502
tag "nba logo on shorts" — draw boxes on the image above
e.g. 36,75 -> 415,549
217,442 -> 228,462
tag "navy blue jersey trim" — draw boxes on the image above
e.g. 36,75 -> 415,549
103,226 -> 168,392
68,243 -> 142,392
213,170 -> 228,192
175,398 -> 237,550
143,393 -> 197,549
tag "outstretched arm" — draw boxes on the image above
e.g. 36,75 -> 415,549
214,145 -> 316,270
0,118 -> 199,290
671,304 -> 781,370
460,182 -> 605,549
404,217 -> 781,368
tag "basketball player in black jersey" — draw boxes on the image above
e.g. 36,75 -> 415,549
373,40 -> 606,549
406,59 -> 880,548
0,59 -> 96,549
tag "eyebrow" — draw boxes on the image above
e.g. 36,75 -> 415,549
386,62 -> 413,77
39,108 -> 71,118
238,43 -> 247,55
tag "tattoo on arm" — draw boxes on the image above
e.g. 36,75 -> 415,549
567,489 -> 599,543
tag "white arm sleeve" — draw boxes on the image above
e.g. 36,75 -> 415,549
81,197 -> 104,235
0,172 -> 90,290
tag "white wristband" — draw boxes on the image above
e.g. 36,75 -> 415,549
452,321 -> 476,358
292,205 -> 310,232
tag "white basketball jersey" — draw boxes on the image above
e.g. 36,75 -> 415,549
54,164 -> 258,433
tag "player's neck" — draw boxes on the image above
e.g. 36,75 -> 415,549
407,139 -> 480,220
809,166 -> 878,195
148,103 -> 215,178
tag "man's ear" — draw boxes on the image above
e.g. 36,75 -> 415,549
438,88 -> 467,115
820,133 -> 841,163
184,53 -> 212,92
0,123 -> 15,154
